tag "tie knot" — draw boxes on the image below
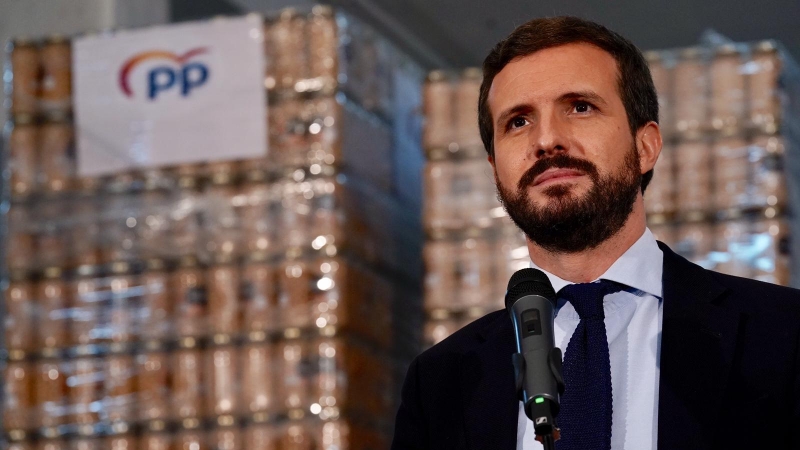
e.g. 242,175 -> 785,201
558,280 -> 622,320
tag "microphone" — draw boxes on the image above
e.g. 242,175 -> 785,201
506,268 -> 564,442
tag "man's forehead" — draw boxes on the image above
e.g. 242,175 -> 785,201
488,42 -> 620,105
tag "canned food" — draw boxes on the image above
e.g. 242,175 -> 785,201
105,354 -> 137,422
207,263 -> 241,336
277,340 -> 309,411
675,140 -> 712,217
70,193 -> 102,267
37,267 -> 69,350
40,37 -> 72,112
137,351 -> 170,422
141,260 -> 172,341
710,46 -> 745,131
458,238 -> 494,309
205,346 -> 239,416
173,257 -> 207,339
38,199 -> 68,268
673,48 -> 709,135
175,428 -> 206,450
9,118 -> 39,196
108,266 -> 139,347
3,360 -> 34,430
172,348 -> 205,420
423,71 -> 453,149
210,426 -> 242,450
423,240 -> 458,310
69,269 -> 102,347
279,261 -> 311,329
10,40 -> 40,115
107,434 -> 138,450
749,43 -> 781,132
34,358 -> 67,428
244,422 -> 278,450
7,204 -> 36,271
241,255 -> 276,333
39,119 -> 74,192
139,431 -> 173,450
308,5 -> 338,86
454,68 -> 482,148
68,357 -> 104,427
712,137 -> 749,211
5,275 -> 35,354
280,424 -> 316,450
241,341 -> 273,414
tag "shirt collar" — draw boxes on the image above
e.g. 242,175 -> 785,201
530,228 -> 664,298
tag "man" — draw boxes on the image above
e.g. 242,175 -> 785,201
393,16 -> 800,450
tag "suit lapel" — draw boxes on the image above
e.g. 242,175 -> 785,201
460,312 -> 519,450
657,242 -> 741,449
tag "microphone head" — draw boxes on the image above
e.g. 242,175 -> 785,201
505,268 -> 557,310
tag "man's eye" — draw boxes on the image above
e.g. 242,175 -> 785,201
509,117 -> 528,129
573,102 -> 594,113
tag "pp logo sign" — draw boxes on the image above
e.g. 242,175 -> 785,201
119,48 -> 210,100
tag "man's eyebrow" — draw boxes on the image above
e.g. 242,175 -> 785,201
495,104 -> 532,128
557,90 -> 608,106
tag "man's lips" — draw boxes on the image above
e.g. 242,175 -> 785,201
532,168 -> 585,187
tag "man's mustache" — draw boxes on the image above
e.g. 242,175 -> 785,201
517,154 -> 599,190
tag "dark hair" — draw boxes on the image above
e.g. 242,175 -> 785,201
478,16 -> 659,192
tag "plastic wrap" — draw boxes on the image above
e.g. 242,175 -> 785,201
422,68 -> 485,159
2,6 -> 425,449
645,38 -> 799,287
422,224 -> 528,347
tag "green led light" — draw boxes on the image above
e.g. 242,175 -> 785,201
534,397 -> 545,404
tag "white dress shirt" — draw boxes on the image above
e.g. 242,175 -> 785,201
518,228 -> 664,450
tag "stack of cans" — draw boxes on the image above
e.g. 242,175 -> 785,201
2,6 -> 422,450
644,40 -> 800,286
421,69 -> 529,348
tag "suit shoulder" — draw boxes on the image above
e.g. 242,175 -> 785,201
416,310 -> 506,365
709,270 -> 800,314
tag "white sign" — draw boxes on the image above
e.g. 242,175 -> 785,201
73,15 -> 267,177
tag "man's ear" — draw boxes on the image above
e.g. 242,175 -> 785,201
637,122 -> 662,174
488,154 -> 495,170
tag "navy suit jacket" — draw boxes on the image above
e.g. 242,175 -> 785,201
392,242 -> 800,449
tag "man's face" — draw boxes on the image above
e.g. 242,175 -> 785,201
488,43 -> 647,253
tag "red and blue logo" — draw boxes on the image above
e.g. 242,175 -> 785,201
119,47 -> 210,100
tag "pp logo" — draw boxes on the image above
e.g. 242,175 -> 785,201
119,48 -> 210,100
535,417 -> 548,425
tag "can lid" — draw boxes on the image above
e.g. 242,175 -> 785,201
426,70 -> 449,83
643,50 -> 662,62
146,420 -> 167,432
279,7 -> 300,20
312,4 -> 334,17
715,43 -> 740,56
146,258 -> 166,271
11,37 -> 37,48
211,170 -> 235,186
108,420 -> 132,435
753,40 -> 778,53
178,175 -> 199,190
110,261 -> 131,274
43,266 -> 64,279
45,34 -> 69,45
245,168 -> 268,183
248,330 -> 268,342
181,418 -> 201,430
11,113 -> 36,126
43,110 -> 72,124
179,255 -> 199,268
246,251 -> 269,263
461,67 -> 482,80
76,264 -> 100,277
679,47 -> 704,60
216,415 -> 237,427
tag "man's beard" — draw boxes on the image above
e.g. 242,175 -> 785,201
496,147 -> 642,254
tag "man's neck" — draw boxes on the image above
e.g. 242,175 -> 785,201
527,202 -> 647,283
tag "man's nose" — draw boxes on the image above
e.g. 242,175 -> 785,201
531,114 -> 569,159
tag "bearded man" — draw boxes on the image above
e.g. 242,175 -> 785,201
392,16 -> 800,450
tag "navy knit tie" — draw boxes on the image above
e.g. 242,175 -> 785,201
556,280 -> 621,450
